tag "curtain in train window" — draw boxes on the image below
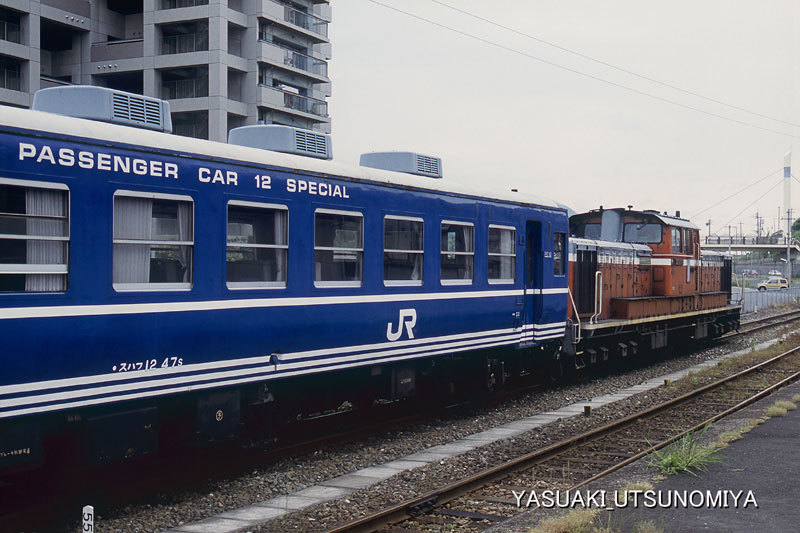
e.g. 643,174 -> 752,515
0,183 -> 69,292
440,222 -> 473,283
384,217 -> 423,285
488,226 -> 515,282
314,211 -> 363,286
113,195 -> 193,288
226,203 -> 288,287
553,232 -> 565,275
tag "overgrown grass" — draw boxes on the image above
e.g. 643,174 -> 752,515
648,426 -> 722,476
766,405 -> 788,417
531,509 -> 603,533
774,400 -> 797,411
713,418 -> 765,447
530,507 -> 664,533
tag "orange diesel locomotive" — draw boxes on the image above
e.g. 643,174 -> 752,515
564,207 -> 738,368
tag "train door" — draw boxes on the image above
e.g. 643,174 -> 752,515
522,221 -> 542,343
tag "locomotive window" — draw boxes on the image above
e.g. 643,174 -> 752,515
553,232 -> 566,276
0,180 -> 69,293
683,229 -> 693,255
314,209 -> 363,287
226,201 -> 288,289
384,216 -> 423,286
623,223 -> 661,243
574,222 -> 601,239
488,225 -> 515,283
440,221 -> 473,285
671,227 -> 682,254
113,191 -> 193,291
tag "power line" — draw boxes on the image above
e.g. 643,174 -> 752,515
428,0 -> 800,129
691,168 -> 782,219
366,0 -> 798,139
713,177 -> 783,234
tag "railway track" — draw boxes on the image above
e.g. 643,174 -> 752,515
327,337 -> 800,532
732,307 -> 800,337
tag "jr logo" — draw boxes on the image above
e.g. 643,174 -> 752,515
386,308 -> 417,341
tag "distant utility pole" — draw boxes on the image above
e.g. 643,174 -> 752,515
785,150 -> 792,280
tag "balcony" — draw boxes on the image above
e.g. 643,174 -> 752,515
162,78 -> 208,99
162,32 -> 208,55
0,20 -> 21,44
91,39 -> 144,62
263,0 -> 328,39
283,48 -> 327,77
0,67 -> 21,91
161,0 -> 208,8
259,85 -> 327,118
41,0 -> 91,17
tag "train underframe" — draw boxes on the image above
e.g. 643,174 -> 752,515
561,305 -> 741,370
0,343 -> 550,478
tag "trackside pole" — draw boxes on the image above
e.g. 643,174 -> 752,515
82,505 -> 94,532
785,150 -> 791,281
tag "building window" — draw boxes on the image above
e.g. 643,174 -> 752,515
671,227 -> 682,254
113,191 -> 193,290
314,209 -> 362,287
0,180 -> 69,292
488,225 -> 515,283
440,221 -> 473,284
384,216 -> 423,286
226,201 -> 288,289
553,232 -> 565,276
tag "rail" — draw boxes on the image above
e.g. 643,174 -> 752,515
327,341 -> 800,532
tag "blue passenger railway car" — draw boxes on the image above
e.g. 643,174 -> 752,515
0,87 -> 569,472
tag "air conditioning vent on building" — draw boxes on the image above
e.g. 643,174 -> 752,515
32,86 -> 172,132
228,125 -> 332,160
360,152 -> 443,178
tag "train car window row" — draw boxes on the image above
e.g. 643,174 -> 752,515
384,215 -> 424,286
488,225 -> 515,284
0,178 -> 70,293
314,209 -> 364,288
226,200 -> 288,289
440,221 -> 474,285
112,190 -> 194,291
0,184 -> 542,293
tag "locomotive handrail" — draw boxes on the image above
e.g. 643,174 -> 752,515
590,271 -> 603,324
567,287 -> 581,343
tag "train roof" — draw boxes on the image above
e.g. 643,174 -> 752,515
0,105 -> 563,212
570,207 -> 700,230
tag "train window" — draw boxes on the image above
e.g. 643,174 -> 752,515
440,221 -> 473,285
574,222 -> 601,239
314,209 -> 363,287
623,223 -> 661,243
0,179 -> 69,293
488,225 -> 515,283
384,216 -> 423,286
683,229 -> 693,255
553,232 -> 566,275
226,201 -> 288,289
113,191 -> 193,291
671,227 -> 682,254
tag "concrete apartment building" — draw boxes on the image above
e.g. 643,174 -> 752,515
0,0 -> 331,141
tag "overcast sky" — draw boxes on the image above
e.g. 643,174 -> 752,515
326,0 -> 799,237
